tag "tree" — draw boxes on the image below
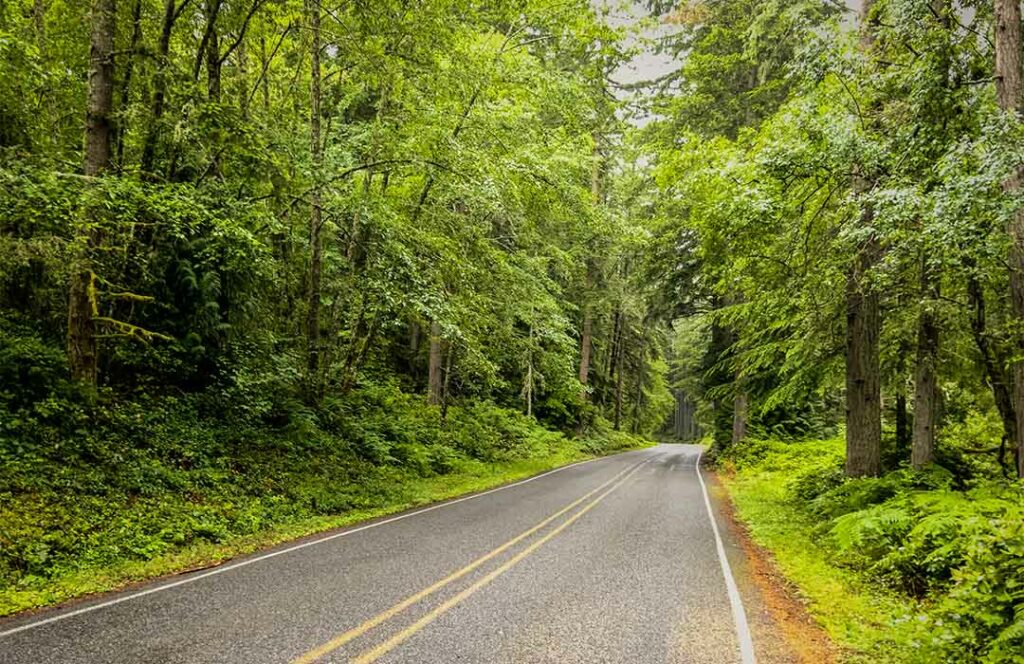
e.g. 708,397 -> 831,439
68,0 -> 117,386
844,0 -> 882,478
995,0 -> 1024,478
305,0 -> 323,400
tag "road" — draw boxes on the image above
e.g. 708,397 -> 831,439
0,444 -> 764,664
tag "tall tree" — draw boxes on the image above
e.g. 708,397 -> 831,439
845,0 -> 882,477
68,0 -> 117,385
995,0 -> 1024,477
305,0 -> 323,400
577,134 -> 601,404
427,321 -> 443,406
912,259 -> 940,468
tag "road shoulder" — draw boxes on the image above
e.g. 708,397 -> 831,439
704,467 -> 839,664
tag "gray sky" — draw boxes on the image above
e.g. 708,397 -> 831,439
600,1 -> 679,87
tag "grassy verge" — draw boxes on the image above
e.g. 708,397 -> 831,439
718,450 -> 909,660
1,439 -> 649,618
717,436 -> 1024,663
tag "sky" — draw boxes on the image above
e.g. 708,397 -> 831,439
599,1 -> 679,87
594,0 -> 866,124
592,0 -> 680,124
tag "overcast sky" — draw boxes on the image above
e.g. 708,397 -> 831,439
594,1 -> 865,123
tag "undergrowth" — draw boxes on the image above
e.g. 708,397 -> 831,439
720,437 -> 1024,663
0,377 -> 646,616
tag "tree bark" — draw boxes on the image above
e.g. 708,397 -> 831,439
259,35 -> 271,112
912,258 -> 940,469
894,340 -> 910,455
578,134 -> 602,403
732,390 -> 748,446
427,320 -> 443,406
995,0 -> 1024,478
707,316 -> 732,453
33,0 -> 46,53
304,0 -> 323,399
524,325 -> 534,417
966,265 -> 1018,464
140,0 -> 186,177
193,0 -> 221,82
441,342 -> 454,420
206,25 -> 221,101
845,0 -> 882,478
578,304 -> 593,389
613,316 -> 624,431
68,0 -> 116,385
845,238 -> 882,477
632,360 -> 644,434
114,0 -> 143,169
408,320 -> 421,379
896,392 -> 909,452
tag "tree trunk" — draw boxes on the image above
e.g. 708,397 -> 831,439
68,0 -> 116,385
732,390 -> 748,446
912,259 -> 940,469
206,26 -> 221,101
304,0 -> 323,399
606,308 -> 621,391
995,0 -> 1024,477
259,35 -> 271,112
845,240 -> 882,477
524,327 -> 534,418
237,39 -> 248,119
441,343 -> 454,421
967,267 -> 1018,450
427,320 -> 443,406
845,0 -> 882,478
33,0 -> 46,53
408,321 -> 420,380
896,392 -> 908,453
140,0 -> 182,177
203,13 -> 222,179
613,320 -> 624,431
577,309 -> 593,391
895,341 -> 910,455
708,318 -> 732,453
578,134 -> 601,402
632,335 -> 646,434
193,0 -> 220,82
114,0 -> 143,169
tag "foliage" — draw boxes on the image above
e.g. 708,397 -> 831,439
644,3 -> 1024,655
0,0 -> 668,614
0,382 -> 646,616
721,437 -> 1024,663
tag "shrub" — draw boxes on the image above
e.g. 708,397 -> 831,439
720,436 -> 1024,661
902,516 -> 1024,663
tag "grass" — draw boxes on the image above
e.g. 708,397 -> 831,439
717,439 -> 915,662
1,444 -> 622,617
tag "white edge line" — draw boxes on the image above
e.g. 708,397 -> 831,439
695,448 -> 757,664
0,449 -> 646,639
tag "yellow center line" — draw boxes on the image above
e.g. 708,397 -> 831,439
291,458 -> 650,664
349,459 -> 650,664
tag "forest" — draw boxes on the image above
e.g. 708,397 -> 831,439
1,0 -> 1023,662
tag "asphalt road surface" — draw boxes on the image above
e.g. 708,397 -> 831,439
0,444 -> 764,664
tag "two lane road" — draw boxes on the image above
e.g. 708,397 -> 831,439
0,445 -> 758,663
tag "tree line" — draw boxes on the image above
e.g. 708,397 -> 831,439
0,0 -> 674,437
642,0 -> 1024,480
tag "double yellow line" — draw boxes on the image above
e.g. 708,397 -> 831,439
292,456 -> 652,664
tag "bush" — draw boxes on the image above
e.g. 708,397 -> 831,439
902,517 -> 1024,663
578,417 -> 650,455
720,436 -> 1024,662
